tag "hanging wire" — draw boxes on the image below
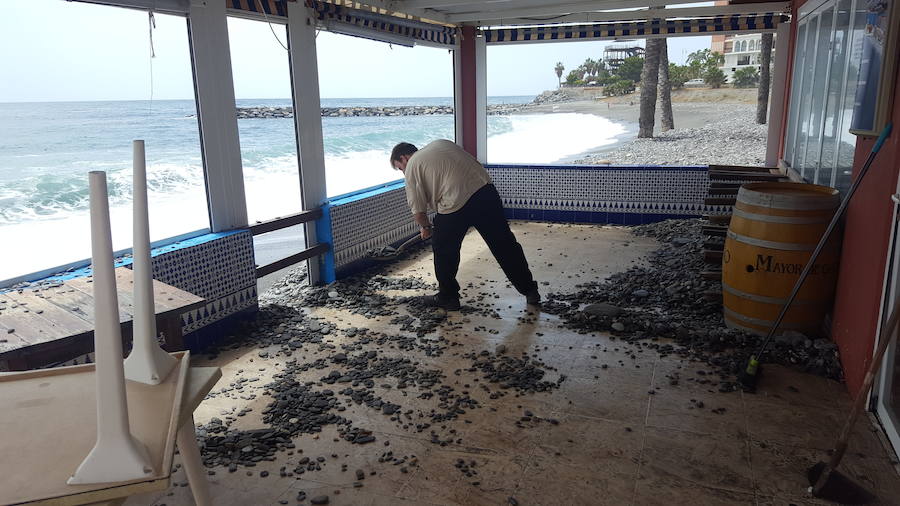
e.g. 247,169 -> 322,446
148,11 -> 156,117
256,0 -> 290,51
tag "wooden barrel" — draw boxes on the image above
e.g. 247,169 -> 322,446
722,182 -> 841,336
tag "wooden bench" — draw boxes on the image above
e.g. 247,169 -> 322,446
0,267 -> 205,371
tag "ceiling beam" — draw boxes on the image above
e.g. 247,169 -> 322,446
446,0 -> 776,23
474,2 -> 791,27
400,0 -> 510,9
334,0 -> 452,24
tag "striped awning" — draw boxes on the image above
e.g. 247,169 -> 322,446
307,0 -> 457,46
228,0 -> 290,18
484,13 -> 787,44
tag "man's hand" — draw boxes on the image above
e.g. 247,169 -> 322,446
413,212 -> 433,240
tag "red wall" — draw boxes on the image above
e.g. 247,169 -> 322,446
829,73 -> 900,395
782,0 -> 900,395
457,26 -> 477,157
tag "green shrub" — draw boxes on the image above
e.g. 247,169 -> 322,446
703,67 -> 727,89
604,77 -> 635,96
669,64 -> 689,89
732,67 -> 760,88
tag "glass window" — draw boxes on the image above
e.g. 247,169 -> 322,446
803,6 -> 834,184
227,16 -> 306,275
794,15 -> 821,179
0,1 -> 206,283
227,17 -> 301,224
819,0 -> 853,187
785,23 -> 808,164
784,0 -> 862,194
835,1 -> 867,193
315,31 -> 454,197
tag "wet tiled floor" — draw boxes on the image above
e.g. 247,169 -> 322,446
128,222 -> 900,505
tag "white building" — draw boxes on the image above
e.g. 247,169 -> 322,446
716,33 -> 775,80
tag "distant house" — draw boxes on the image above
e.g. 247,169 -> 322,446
712,33 -> 775,80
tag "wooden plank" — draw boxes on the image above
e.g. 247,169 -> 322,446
702,226 -> 727,237
701,270 -> 722,280
705,197 -> 737,206
709,171 -> 787,182
709,164 -> 778,173
249,208 -> 322,236
256,243 -> 329,278
0,294 -> 86,346
31,283 -> 131,325
704,214 -> 732,225
704,250 -> 724,263
707,187 -> 739,196
703,240 -> 724,251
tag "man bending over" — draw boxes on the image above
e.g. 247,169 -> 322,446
390,139 -> 540,310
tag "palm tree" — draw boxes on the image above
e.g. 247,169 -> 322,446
658,38 -> 674,132
756,34 -> 773,124
554,62 -> 565,88
639,39 -> 663,138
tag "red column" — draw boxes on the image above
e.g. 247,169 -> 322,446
457,26 -> 478,158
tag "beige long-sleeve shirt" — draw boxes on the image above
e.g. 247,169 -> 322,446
404,139 -> 492,215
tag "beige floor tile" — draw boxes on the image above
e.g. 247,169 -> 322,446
552,375 -> 653,424
639,426 -> 754,493
645,386 -> 748,437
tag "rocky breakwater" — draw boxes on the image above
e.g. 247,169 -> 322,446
236,103 -> 527,119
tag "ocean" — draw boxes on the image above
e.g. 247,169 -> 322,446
0,97 -> 627,283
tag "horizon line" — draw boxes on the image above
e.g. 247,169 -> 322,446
0,94 -> 540,105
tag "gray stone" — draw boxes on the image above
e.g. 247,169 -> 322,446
583,303 -> 622,317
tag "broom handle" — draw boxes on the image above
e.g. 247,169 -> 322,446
813,291 -> 900,494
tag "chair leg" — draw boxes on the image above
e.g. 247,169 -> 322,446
176,415 -> 211,506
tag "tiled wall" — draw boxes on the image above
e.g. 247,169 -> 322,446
143,230 -> 257,338
487,164 -> 727,224
317,180 -> 417,282
319,166 -> 724,281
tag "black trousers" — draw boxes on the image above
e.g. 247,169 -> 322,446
432,184 -> 537,299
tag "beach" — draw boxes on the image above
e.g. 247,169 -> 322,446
521,87 -> 768,165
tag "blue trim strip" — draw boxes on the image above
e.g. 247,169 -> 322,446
5,229 -> 248,287
316,204 -> 336,283
327,178 -> 406,206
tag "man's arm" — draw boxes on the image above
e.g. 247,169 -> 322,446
413,212 -> 433,240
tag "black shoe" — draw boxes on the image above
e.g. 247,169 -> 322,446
526,289 -> 541,305
419,294 -> 461,311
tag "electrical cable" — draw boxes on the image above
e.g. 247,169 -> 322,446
148,11 -> 156,118
256,0 -> 290,51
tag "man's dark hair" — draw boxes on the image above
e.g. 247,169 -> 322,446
390,142 -> 418,165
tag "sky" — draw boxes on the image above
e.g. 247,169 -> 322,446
0,0 -> 711,102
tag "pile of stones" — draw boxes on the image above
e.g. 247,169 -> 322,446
543,218 -> 843,388
195,268 -> 565,474
531,89 -> 579,105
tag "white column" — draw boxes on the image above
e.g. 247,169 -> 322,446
287,2 -> 327,285
766,21 -> 791,167
188,0 -> 248,232
453,48 -> 464,148
474,33 -> 488,163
